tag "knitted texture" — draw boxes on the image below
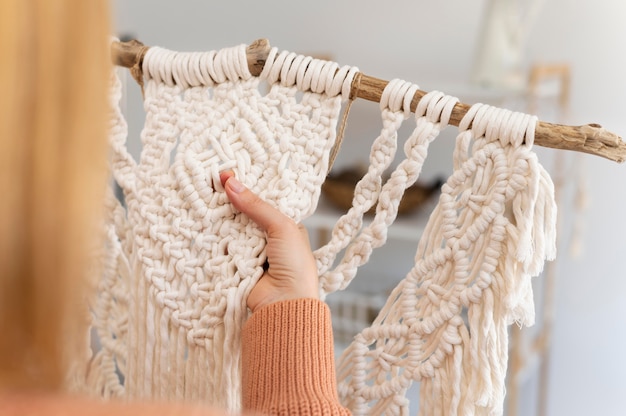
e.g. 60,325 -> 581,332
86,44 -> 357,409
87,42 -> 556,416
241,299 -> 351,415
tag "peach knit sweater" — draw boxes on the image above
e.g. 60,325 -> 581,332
2,298 -> 350,415
242,298 -> 351,415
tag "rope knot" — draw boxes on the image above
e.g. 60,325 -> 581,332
379,79 -> 417,116
414,91 -> 459,128
259,48 -> 358,98
459,103 -> 537,148
143,44 -> 252,87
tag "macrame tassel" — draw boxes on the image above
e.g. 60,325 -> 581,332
335,85 -> 461,415
77,69 -> 135,398
336,102 -> 556,415
89,43 -> 359,410
91,41 -> 558,416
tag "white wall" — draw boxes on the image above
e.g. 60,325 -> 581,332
527,3 -> 626,415
113,1 -> 626,414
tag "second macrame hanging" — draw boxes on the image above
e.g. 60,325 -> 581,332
87,42 -> 556,416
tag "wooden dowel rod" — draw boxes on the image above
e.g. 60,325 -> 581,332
110,39 -> 626,163
356,74 -> 626,162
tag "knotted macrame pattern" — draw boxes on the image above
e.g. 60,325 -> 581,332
331,98 -> 556,415
85,43 -> 357,409
86,42 -> 556,416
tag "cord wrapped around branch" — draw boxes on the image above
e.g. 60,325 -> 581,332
110,39 -> 626,163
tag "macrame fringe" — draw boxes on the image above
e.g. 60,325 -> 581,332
86,43 -> 358,410
334,98 -> 556,415
85,42 -> 556,416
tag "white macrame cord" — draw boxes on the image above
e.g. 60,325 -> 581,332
81,42 -> 556,416
332,100 -> 556,415
84,43 -> 357,409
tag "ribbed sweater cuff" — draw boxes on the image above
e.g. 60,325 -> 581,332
241,298 -> 347,415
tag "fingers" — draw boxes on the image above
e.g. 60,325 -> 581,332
296,223 -> 311,242
220,171 -> 292,235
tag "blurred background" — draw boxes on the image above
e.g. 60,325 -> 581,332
112,1 -> 626,414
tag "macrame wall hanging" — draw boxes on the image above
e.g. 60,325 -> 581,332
81,39 -> 626,415
91,42 -> 358,409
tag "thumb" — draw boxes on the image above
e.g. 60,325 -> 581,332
220,172 -> 287,234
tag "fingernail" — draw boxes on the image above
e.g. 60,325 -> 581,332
227,176 -> 245,193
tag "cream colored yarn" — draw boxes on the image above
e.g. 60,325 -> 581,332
88,42 -> 556,416
87,43 -> 357,409
331,97 -> 556,415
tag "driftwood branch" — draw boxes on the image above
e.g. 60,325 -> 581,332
110,39 -> 626,163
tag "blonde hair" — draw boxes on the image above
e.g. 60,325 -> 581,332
0,0 -> 111,390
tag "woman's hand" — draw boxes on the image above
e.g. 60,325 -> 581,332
220,171 -> 319,313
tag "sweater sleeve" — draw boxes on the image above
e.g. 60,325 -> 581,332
241,298 -> 351,415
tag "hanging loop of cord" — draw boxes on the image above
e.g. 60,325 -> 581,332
459,104 -> 537,149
